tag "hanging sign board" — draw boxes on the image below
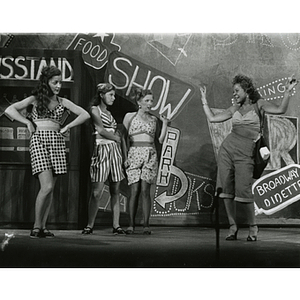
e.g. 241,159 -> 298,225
252,164 -> 300,215
104,51 -> 196,121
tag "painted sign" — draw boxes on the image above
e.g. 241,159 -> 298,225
0,127 -> 13,151
67,33 -> 121,70
147,34 -> 192,66
155,127 -> 186,209
0,56 -> 73,81
153,127 -> 215,216
267,115 -> 298,169
252,164 -> 300,215
257,77 -> 296,101
104,51 -> 195,121
0,49 -> 74,163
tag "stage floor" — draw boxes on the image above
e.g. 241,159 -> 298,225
0,226 -> 299,268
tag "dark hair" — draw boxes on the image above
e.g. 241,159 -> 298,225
232,74 -> 261,103
89,83 -> 115,109
131,88 -> 153,109
32,66 -> 61,116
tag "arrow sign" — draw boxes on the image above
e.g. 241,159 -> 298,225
155,165 -> 188,209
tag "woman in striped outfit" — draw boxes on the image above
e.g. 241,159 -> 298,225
82,83 -> 126,235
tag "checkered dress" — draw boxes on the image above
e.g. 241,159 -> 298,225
29,98 -> 67,176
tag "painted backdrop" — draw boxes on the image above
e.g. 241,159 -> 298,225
1,33 -> 300,226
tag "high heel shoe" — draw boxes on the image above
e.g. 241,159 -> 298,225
247,225 -> 258,241
225,225 -> 238,241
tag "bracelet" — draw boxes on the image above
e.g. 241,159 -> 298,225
202,103 -> 208,106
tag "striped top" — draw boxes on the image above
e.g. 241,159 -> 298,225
92,106 -> 117,144
93,106 -> 117,134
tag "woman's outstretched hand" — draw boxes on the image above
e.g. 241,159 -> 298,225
286,74 -> 299,92
199,85 -> 208,105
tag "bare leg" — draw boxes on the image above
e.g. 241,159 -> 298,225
109,181 -> 121,229
41,176 -> 57,230
242,202 -> 258,240
141,180 -> 151,228
223,198 -> 238,239
33,170 -> 56,232
127,182 -> 140,229
86,181 -> 105,229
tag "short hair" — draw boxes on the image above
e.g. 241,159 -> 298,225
96,83 -> 115,95
232,74 -> 261,103
89,83 -> 116,109
132,88 -> 153,102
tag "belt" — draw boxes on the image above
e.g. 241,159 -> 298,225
95,138 -> 114,145
130,141 -> 155,147
35,120 -> 60,131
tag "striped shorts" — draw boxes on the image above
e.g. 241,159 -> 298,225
29,130 -> 67,176
90,141 -> 124,183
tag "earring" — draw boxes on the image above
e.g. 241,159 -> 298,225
138,105 -> 141,109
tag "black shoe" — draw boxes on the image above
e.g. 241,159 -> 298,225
225,225 -> 238,241
82,227 -> 93,234
42,228 -> 55,238
143,227 -> 152,235
30,228 -> 44,238
247,225 -> 258,241
113,227 -> 126,235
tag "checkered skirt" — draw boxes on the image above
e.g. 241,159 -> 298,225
29,131 -> 67,175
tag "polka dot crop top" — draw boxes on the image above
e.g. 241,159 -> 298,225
128,114 -> 156,138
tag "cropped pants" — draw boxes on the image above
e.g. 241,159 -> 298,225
216,132 -> 256,203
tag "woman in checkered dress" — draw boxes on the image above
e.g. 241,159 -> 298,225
82,83 -> 126,235
5,66 -> 90,238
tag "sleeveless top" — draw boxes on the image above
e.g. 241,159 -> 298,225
31,97 -> 65,124
128,113 -> 156,140
93,106 -> 117,144
231,107 -> 260,141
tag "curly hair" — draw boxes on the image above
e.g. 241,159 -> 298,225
32,66 -> 61,116
131,88 -> 153,109
89,83 -> 115,110
232,74 -> 261,103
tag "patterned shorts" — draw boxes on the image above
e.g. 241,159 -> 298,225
29,131 -> 67,176
90,142 -> 124,183
126,146 -> 158,185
